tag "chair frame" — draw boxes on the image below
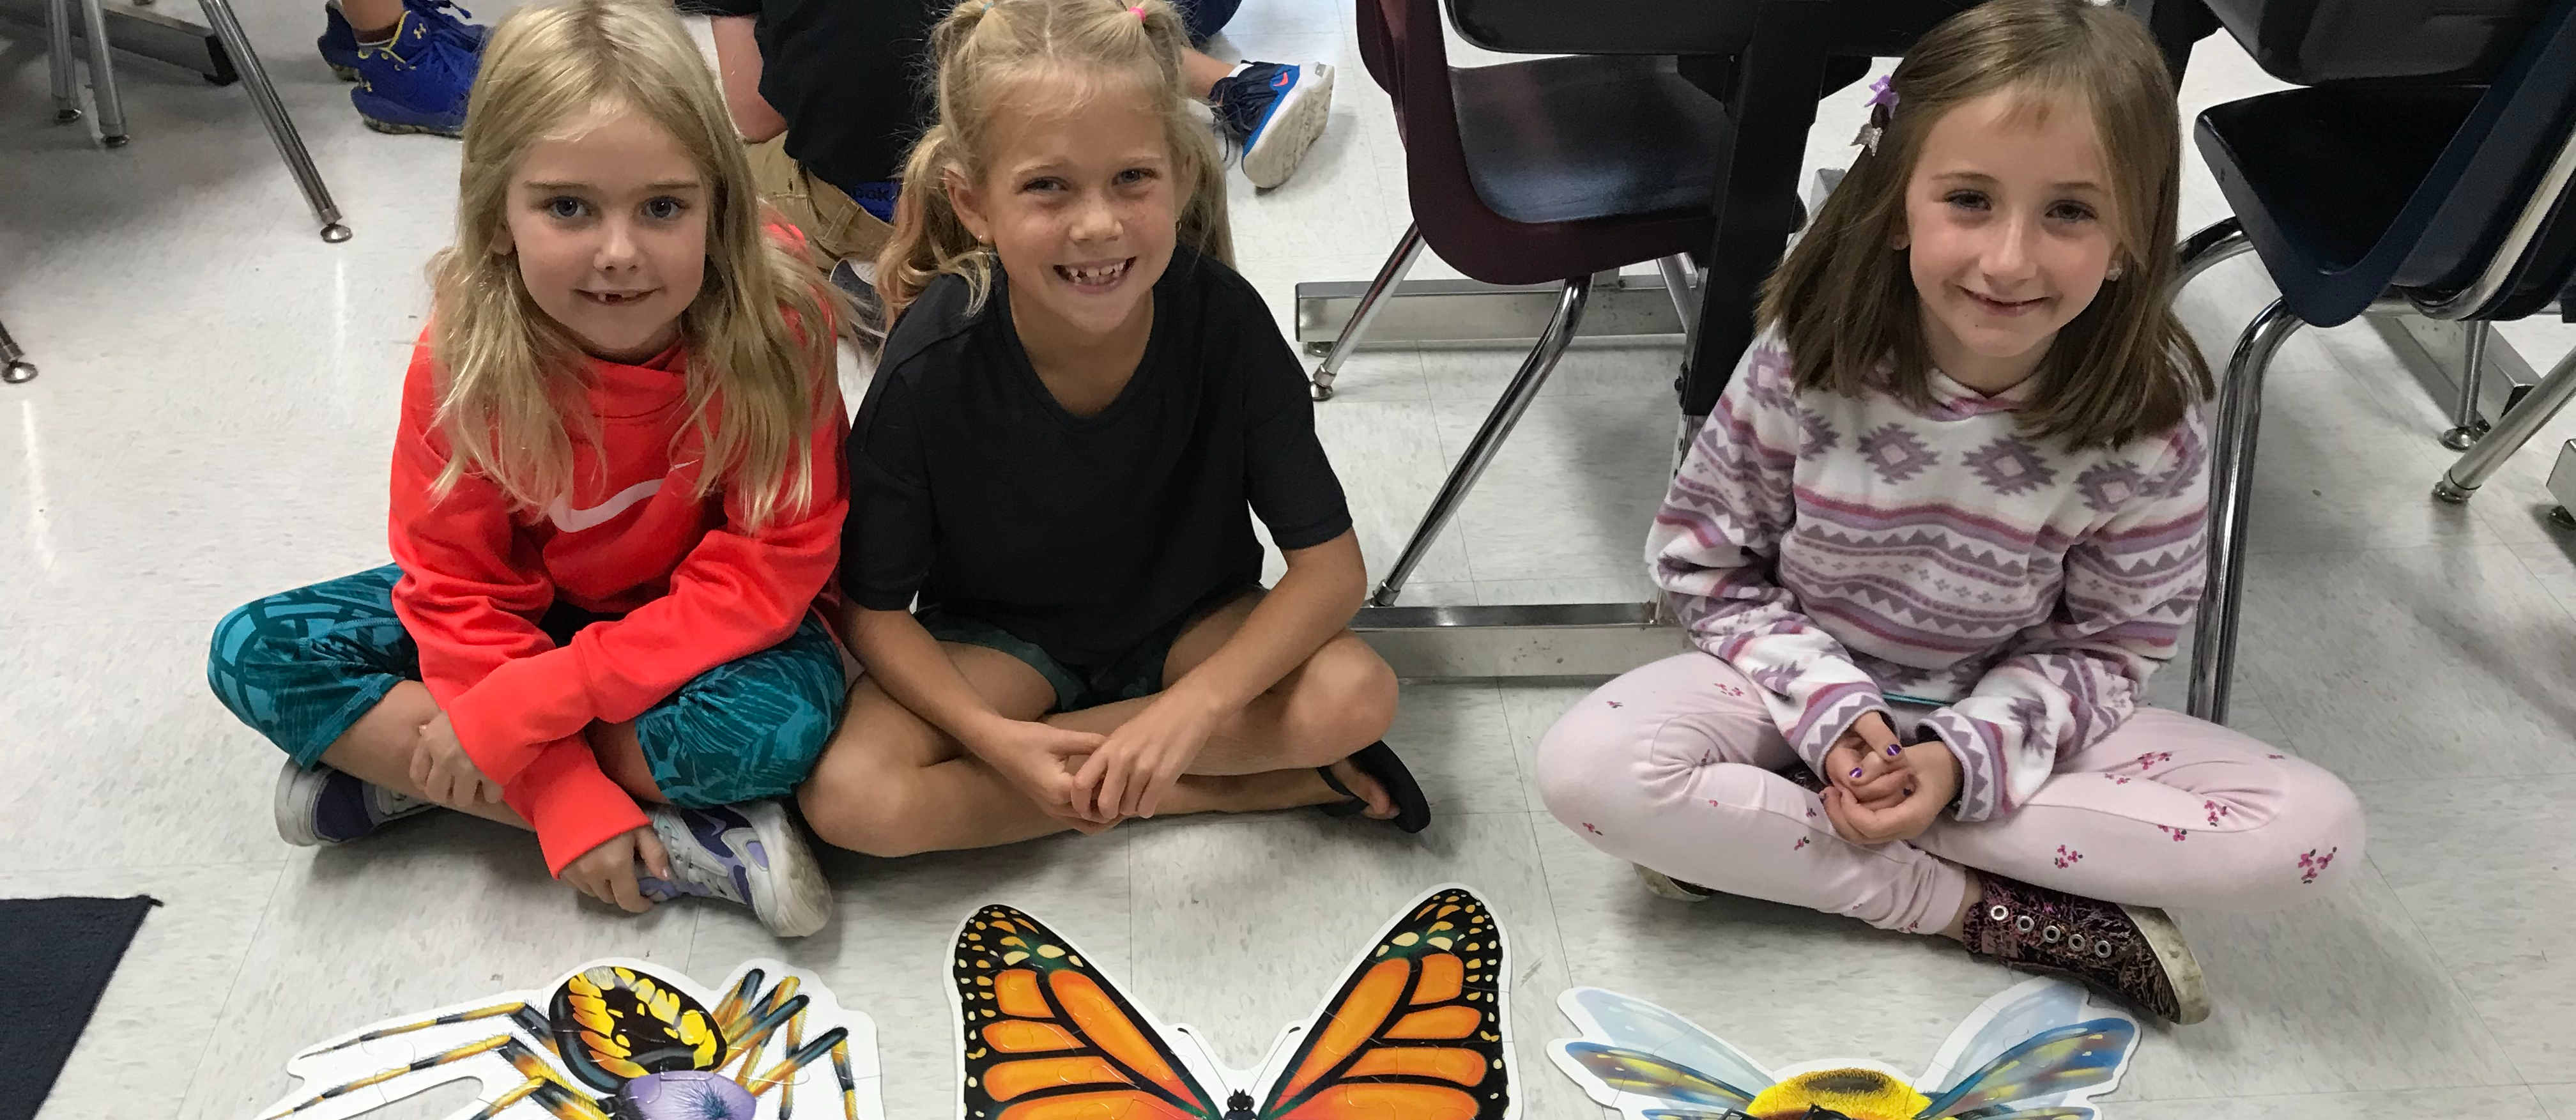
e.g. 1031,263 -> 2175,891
2170,103 -> 2576,724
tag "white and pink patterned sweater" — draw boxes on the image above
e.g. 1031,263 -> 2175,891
1649,332 -> 2210,822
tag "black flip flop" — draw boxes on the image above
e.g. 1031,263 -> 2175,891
1318,740 -> 1431,834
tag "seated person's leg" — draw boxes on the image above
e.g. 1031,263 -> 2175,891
208,565 -> 520,845
798,641 -> 1085,857
613,612 -> 848,935
1045,588 -> 1407,819
743,132 -> 898,277
324,0 -> 484,137
1193,45 -> 1338,190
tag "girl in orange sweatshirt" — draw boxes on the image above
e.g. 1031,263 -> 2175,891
208,0 -> 847,937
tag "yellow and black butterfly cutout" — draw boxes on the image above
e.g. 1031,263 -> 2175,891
947,885 -> 1515,1120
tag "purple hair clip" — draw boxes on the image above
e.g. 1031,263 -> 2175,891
1853,75 -> 1899,154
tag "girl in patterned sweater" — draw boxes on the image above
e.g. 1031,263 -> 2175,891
1537,0 -> 2362,1024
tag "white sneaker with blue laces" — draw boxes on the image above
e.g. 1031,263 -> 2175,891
635,801 -> 834,938
1213,61 -> 1336,190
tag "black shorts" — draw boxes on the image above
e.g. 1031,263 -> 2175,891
916,585 -> 1261,712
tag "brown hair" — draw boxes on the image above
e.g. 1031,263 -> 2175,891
1758,0 -> 2212,450
428,0 -> 834,528
874,0 -> 1234,326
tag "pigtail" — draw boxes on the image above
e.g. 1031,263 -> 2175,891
878,125 -> 999,325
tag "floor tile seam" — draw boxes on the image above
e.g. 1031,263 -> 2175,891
2358,849 -> 2534,1083
2107,1079 -> 2550,1105
174,859 -> 293,1116
2502,542 -> 2576,623
1515,809 -> 1577,1011
2,856 -> 297,878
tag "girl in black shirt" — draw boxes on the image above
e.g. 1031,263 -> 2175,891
796,0 -> 1430,856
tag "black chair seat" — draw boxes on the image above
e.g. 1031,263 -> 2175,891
2195,0 -> 2576,328
2199,86 -> 2480,316
1452,55 -> 1729,226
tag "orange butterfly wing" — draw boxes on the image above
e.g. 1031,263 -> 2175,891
1254,887 -> 1511,1120
952,905 -> 1227,1120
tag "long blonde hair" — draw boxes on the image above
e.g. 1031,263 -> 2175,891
1758,0 -> 2211,450
427,0 -> 834,528
875,0 -> 1233,326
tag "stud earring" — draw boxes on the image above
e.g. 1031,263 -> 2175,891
2106,261 -> 2126,281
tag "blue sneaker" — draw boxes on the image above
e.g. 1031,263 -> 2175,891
1211,61 -> 1335,190
636,801 -> 833,937
273,760 -> 434,847
318,0 -> 486,82
348,10 -> 477,137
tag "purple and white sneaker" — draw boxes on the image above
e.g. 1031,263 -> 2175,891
636,801 -> 832,938
274,760 -> 433,847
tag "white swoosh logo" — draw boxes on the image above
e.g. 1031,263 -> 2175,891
546,479 -> 663,532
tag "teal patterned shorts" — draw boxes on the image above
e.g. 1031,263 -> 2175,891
206,565 -> 845,807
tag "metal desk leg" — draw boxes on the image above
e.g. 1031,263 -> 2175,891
1678,1 -> 1829,418
196,0 -> 351,242
2434,341 -> 2576,503
2187,299 -> 2304,726
1,319 -> 34,384
45,0 -> 82,121
75,0 -> 129,145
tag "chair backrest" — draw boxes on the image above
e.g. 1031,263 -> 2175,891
1350,0 -> 1484,244
2384,0 -> 2576,314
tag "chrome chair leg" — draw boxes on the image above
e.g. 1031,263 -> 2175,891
2440,322 -> 2492,450
75,0 -> 128,144
2174,217 -> 2251,291
2434,340 -> 2576,503
1309,224 -> 1423,401
1370,275 -> 1594,606
46,0 -> 81,122
1,318 -> 33,384
1654,253 -> 1699,349
198,0 -> 351,242
2187,298 -> 2306,725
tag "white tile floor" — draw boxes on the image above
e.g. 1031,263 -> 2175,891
6,0 -> 2576,1117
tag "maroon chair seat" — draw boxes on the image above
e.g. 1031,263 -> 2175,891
1324,0 -> 1732,604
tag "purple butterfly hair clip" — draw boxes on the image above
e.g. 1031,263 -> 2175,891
1853,75 -> 1899,154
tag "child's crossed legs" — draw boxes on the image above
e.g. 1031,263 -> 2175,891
800,592 -> 1400,855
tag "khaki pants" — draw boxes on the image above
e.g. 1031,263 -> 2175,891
746,134 -> 893,271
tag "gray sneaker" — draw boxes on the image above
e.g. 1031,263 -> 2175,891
636,801 -> 833,938
273,760 -> 433,847
1635,863 -> 1717,902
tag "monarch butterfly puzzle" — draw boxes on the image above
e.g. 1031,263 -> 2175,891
252,958 -> 885,1120
947,884 -> 1518,1120
1549,976 -> 2140,1120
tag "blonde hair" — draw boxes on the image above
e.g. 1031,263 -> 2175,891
1759,0 -> 2212,450
875,0 -> 1233,325
427,0 -> 834,528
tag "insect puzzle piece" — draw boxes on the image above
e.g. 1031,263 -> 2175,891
947,884 -> 1517,1120
1549,976 -> 2138,1120
254,959 -> 885,1120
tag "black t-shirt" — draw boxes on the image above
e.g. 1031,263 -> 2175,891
844,249 -> 1355,666
686,0 -> 940,189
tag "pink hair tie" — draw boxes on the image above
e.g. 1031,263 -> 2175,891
1128,4 -> 1144,18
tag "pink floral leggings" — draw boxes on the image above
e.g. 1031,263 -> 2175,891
1537,653 -> 2367,933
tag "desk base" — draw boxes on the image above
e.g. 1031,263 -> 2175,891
1353,602 -> 1685,681
1294,272 -> 1687,350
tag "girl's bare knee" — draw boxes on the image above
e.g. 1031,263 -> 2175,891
1279,640 -> 1398,763
797,707 -> 944,857
797,772 -> 931,858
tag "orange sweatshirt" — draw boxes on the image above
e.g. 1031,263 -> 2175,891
387,321 -> 848,875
